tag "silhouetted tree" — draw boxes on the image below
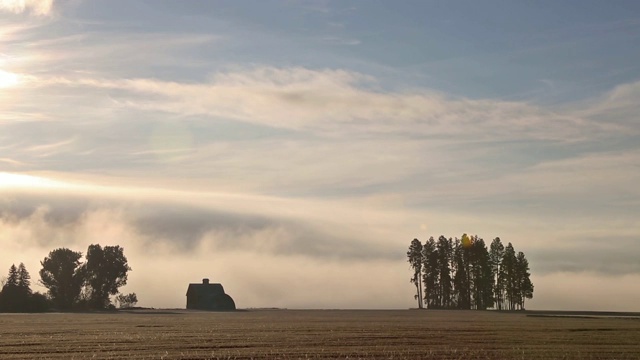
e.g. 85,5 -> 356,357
28,292 -> 51,312
406,238 -> 424,309
436,236 -> 453,309
421,237 -> 438,308
501,243 -> 518,310
452,236 -> 469,309
85,244 -> 131,309
409,234 -> 533,311
516,251 -> 534,310
6,264 -> 18,287
1,264 -> 50,313
0,265 -> 22,312
39,248 -> 85,310
489,237 -> 505,310
17,263 -> 32,294
469,237 -> 493,310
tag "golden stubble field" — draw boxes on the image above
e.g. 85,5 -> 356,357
0,310 -> 638,359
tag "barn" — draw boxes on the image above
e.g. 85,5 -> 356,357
186,278 -> 236,311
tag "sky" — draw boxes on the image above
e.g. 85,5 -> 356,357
0,0 -> 639,311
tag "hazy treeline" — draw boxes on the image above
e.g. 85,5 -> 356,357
0,244 -> 137,312
407,235 -> 533,310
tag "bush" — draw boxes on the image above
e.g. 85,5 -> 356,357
115,293 -> 138,309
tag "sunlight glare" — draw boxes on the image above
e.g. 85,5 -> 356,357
0,69 -> 19,88
0,172 -> 63,188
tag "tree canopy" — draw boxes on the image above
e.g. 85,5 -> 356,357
84,244 -> 131,309
39,248 -> 85,310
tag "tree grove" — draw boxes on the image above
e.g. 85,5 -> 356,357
407,235 -> 533,310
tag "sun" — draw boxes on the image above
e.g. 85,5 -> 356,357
0,69 -> 19,88
0,172 -> 61,188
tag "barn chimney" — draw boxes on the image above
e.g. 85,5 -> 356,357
203,278 -> 210,284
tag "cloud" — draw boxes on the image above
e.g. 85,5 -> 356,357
2,176 -> 640,276
0,157 -> 26,166
0,187 -> 400,261
572,80 -> 640,134
415,148 -> 640,213
0,0 -> 54,16
0,183 -> 414,308
1,178 -> 639,309
38,67 -> 609,141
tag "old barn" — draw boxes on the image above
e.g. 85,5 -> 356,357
186,279 -> 236,311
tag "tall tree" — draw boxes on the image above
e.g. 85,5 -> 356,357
489,237 -> 505,310
406,239 -> 424,309
453,236 -> 471,309
436,236 -> 453,309
85,244 -> 131,309
501,243 -> 518,310
469,237 -> 493,310
516,251 -> 534,310
4,264 -> 18,286
17,263 -> 32,294
6,264 -> 18,287
421,237 -> 438,309
39,248 -> 85,310
0,265 -> 21,312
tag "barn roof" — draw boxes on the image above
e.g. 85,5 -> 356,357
186,279 -> 225,297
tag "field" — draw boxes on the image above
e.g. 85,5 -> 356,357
0,310 -> 638,359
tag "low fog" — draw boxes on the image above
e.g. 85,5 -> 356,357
2,183 -> 639,311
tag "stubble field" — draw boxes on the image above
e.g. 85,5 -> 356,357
0,309 -> 638,359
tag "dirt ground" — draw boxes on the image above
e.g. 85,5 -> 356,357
0,309 -> 638,359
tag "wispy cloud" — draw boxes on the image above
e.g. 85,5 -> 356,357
38,67 -> 612,142
572,80 -> 640,133
25,136 -> 76,155
0,0 -> 54,16
0,157 -> 26,166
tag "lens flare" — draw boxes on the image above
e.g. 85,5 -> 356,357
461,234 -> 472,249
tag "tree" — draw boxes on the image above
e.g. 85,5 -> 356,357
516,251 -> 534,310
469,237 -> 493,310
27,292 -> 51,312
39,248 -> 85,310
406,239 -> 424,309
115,293 -> 138,309
17,263 -> 32,294
421,237 -> 438,308
436,236 -> 453,309
407,233 -> 534,312
0,265 -> 21,312
452,236 -> 470,309
501,243 -> 518,310
1,264 -> 49,313
6,264 -> 18,287
0,264 -> 31,312
489,237 -> 505,310
84,244 -> 131,309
